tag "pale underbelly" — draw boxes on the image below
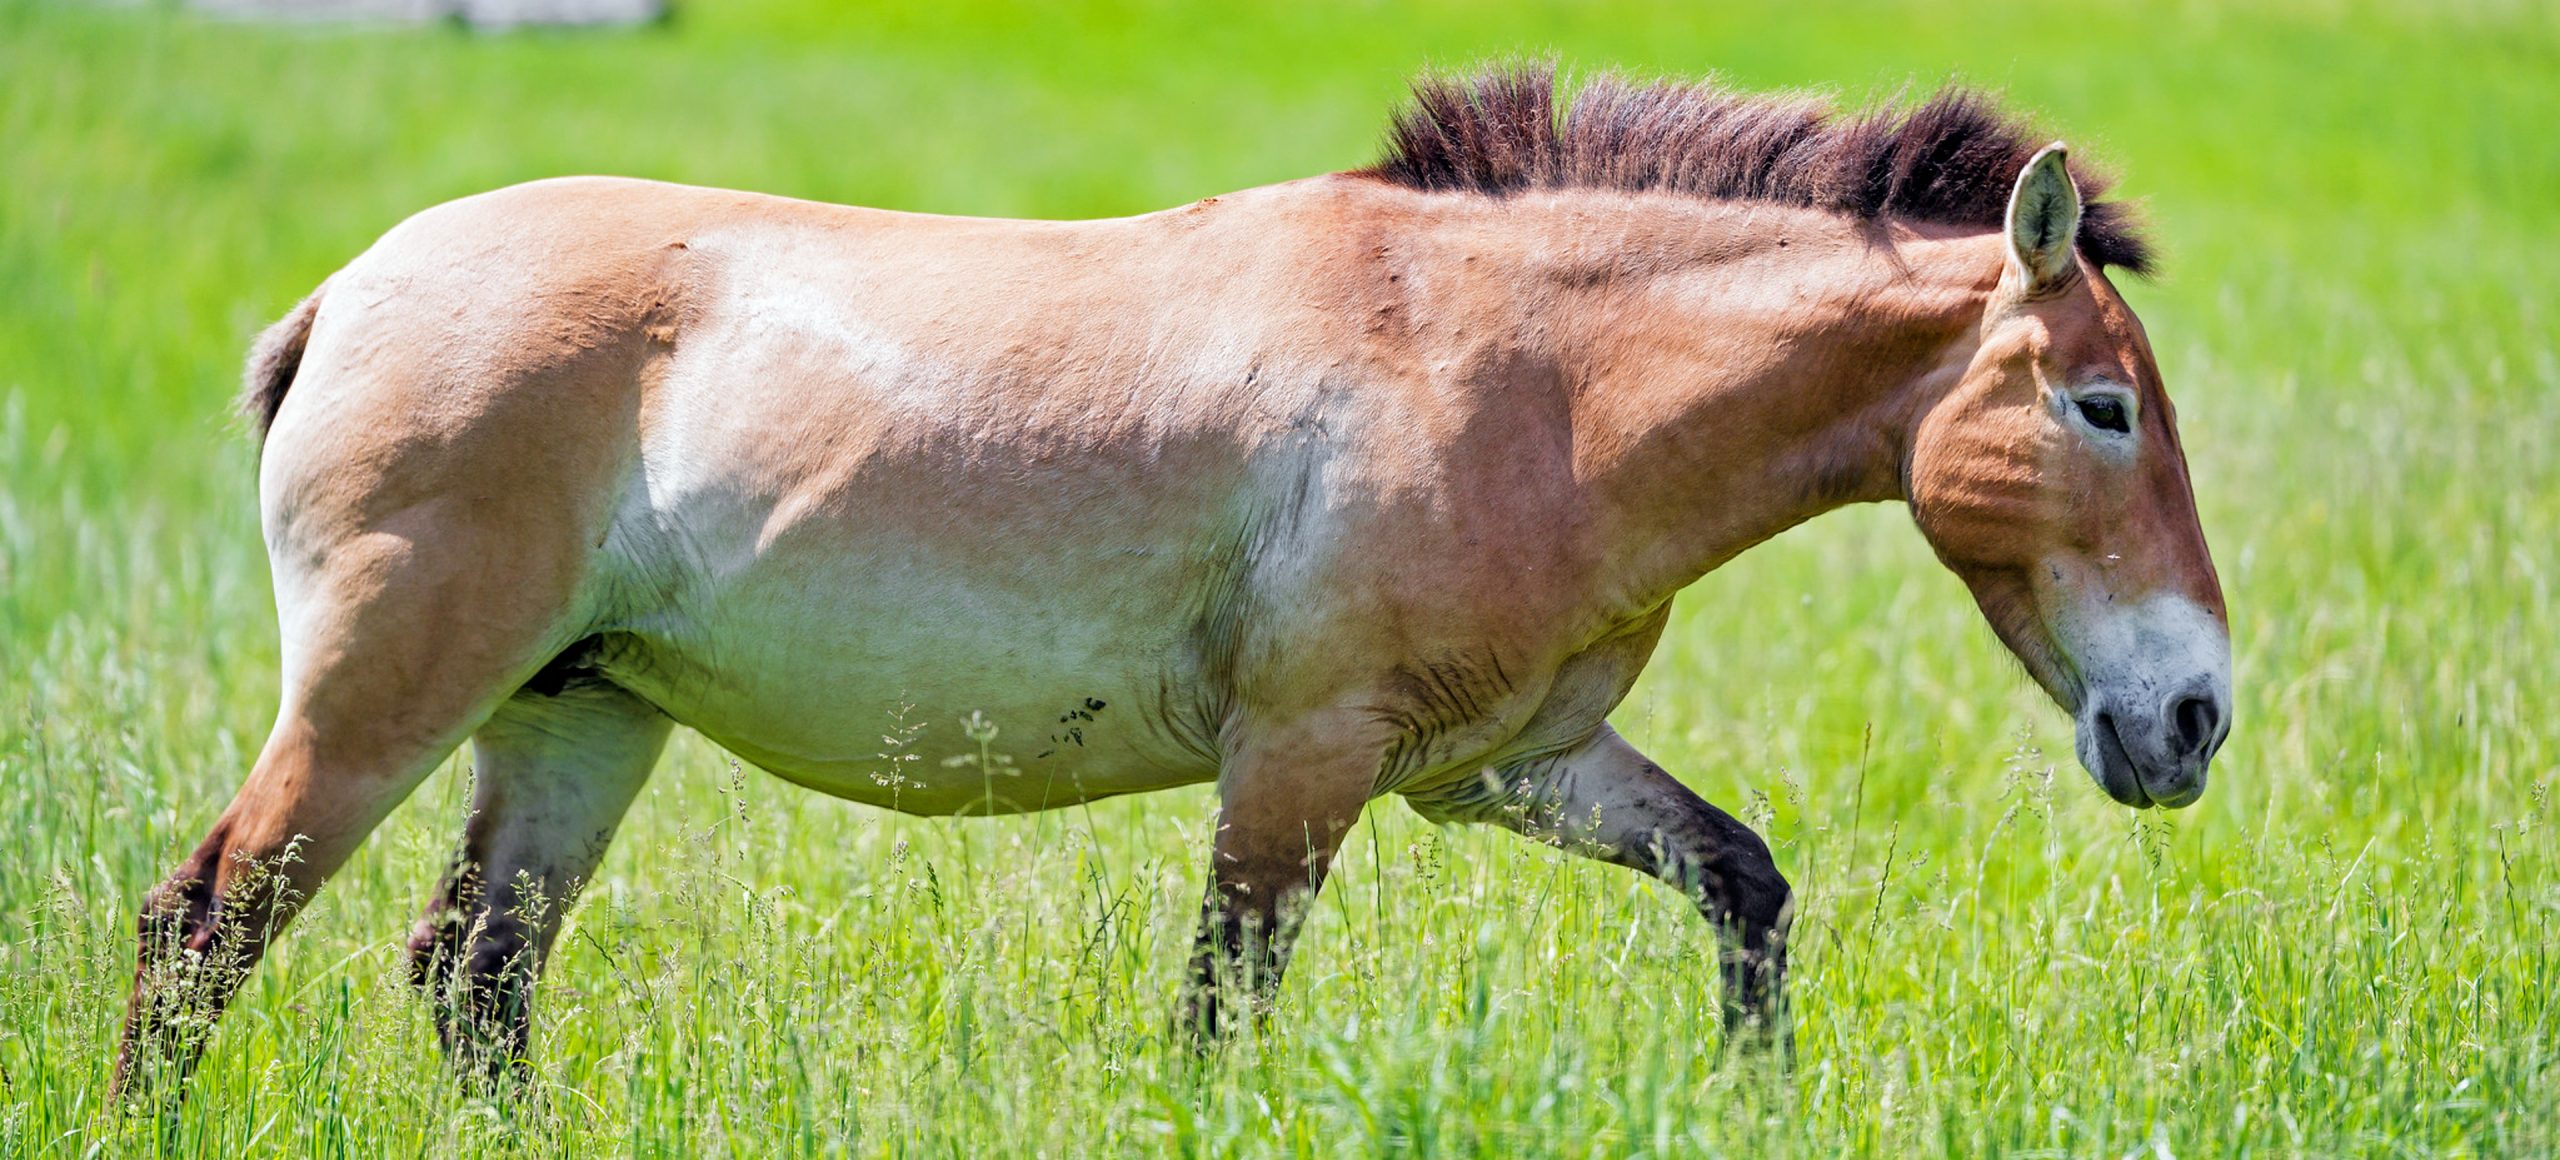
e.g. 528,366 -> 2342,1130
598,648 -> 1226,813
618,660 -> 1222,816
581,566 -> 1652,816
588,558 -> 1227,815
696,726 -> 1213,816
581,451 -> 1646,815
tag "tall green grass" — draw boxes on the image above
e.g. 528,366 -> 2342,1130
2,0 -> 2555,1153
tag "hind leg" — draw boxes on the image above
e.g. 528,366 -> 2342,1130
114,271 -> 653,1101
113,501 -> 612,1101
407,678 -> 668,1084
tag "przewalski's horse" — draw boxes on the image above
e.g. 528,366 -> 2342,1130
115,67 -> 2230,1095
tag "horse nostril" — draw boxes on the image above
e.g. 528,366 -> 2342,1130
2171,693 -> 2221,758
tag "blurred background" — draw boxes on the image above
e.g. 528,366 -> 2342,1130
2,0 -> 2554,1154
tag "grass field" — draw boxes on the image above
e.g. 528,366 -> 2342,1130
3,0 -> 2557,1154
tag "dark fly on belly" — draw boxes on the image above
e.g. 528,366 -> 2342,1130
1035,697 -> 1111,759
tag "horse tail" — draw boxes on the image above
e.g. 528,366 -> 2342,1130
238,285 -> 323,443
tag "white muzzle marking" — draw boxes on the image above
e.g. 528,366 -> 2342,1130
2058,591 -> 2232,809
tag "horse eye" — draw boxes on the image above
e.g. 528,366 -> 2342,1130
2075,395 -> 2132,434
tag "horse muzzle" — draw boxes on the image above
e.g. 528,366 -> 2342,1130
2075,679 -> 2228,809
2058,590 -> 2233,811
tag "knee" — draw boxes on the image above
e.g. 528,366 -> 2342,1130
459,921 -> 537,984
409,913 -> 536,991
136,851 -> 234,963
1698,838 -> 1790,949
1738,863 -> 1793,949
137,875 -> 211,943
404,912 -> 461,992
1699,814 -> 1787,931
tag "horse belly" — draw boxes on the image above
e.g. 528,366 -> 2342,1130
594,516 -> 1226,815
588,220 -> 1311,811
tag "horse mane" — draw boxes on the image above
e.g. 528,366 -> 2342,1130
1359,65 -> 2155,275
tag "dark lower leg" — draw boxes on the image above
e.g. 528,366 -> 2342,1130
1408,726 -> 1794,1054
1620,824 -> 1794,1062
405,683 -> 666,1087
406,859 -> 555,1086
114,827 -> 310,1099
1177,873 -> 1321,1041
1634,810 -> 1793,1042
1170,716 -> 1377,1046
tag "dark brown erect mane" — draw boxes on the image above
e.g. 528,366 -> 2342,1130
1360,65 -> 2154,275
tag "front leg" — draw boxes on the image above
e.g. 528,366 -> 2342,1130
1405,724 -> 1794,1045
1177,711 -> 1380,1041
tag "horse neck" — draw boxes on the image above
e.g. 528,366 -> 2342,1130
1526,207 -> 2003,606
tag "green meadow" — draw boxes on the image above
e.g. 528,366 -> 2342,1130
2,0 -> 2555,1153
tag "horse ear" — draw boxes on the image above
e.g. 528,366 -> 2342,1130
2005,142 -> 2081,295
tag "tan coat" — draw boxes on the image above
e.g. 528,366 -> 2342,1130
117,102 -> 2227,1094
